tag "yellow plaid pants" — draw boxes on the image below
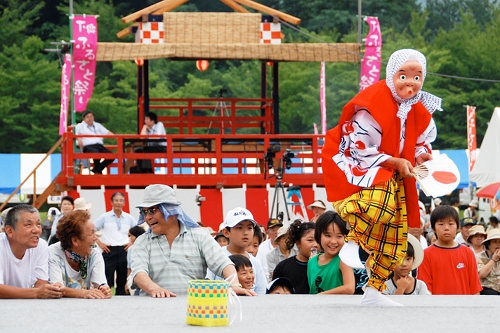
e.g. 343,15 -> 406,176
334,173 -> 408,291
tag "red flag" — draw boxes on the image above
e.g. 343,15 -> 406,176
467,105 -> 477,171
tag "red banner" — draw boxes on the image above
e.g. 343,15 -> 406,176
359,17 -> 382,91
467,105 -> 477,172
59,54 -> 71,135
72,15 -> 98,112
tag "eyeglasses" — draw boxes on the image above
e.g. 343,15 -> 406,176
140,207 -> 158,217
315,276 -> 324,293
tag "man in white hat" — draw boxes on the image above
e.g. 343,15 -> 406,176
0,204 -> 63,298
94,192 -> 137,295
464,200 -> 479,222
130,184 -> 251,297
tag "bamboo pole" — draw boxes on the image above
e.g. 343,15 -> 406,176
0,137 -> 64,211
121,0 -> 187,24
220,0 -> 250,13
233,0 -> 301,25
152,0 -> 189,14
116,23 -> 138,39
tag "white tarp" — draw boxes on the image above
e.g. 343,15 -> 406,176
470,107 -> 500,187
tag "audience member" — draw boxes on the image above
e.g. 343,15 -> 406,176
48,196 -> 75,245
467,225 -> 487,255
133,112 -> 167,173
75,110 -> 115,174
477,229 -> 500,295
419,205 -> 482,295
48,210 -> 111,298
307,211 -> 354,295
0,204 -> 63,299
450,197 -> 460,214
246,224 -> 263,257
455,217 -> 476,245
463,200 -> 479,222
267,225 -> 298,279
214,232 -> 229,247
229,254 -> 254,290
256,218 -> 283,282
307,200 -> 327,222
206,207 -> 265,295
487,216 -> 499,232
272,219 -> 317,294
0,207 -> 13,233
94,192 -> 137,295
266,277 -> 295,294
42,207 -> 60,241
130,185 -> 249,297
126,225 -> 146,295
382,234 -> 430,295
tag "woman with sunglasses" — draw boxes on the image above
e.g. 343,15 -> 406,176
48,210 -> 111,298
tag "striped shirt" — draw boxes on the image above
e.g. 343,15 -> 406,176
130,223 -> 232,295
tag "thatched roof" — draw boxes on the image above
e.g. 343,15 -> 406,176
96,42 -> 360,62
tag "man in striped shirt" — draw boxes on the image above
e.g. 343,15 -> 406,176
130,184 -> 252,297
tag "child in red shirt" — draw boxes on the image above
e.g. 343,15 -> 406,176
418,205 -> 482,295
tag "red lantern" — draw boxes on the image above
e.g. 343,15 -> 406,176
196,60 -> 209,71
135,58 -> 144,66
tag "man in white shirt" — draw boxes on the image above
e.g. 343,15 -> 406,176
75,110 -> 115,174
0,204 -> 63,299
94,192 -> 137,295
256,218 -> 283,282
134,112 -> 167,173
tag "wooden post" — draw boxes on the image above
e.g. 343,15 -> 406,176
260,61 -> 267,134
272,62 -> 279,134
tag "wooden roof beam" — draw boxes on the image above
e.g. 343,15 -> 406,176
233,0 -> 301,25
152,0 -> 189,14
121,0 -> 187,24
220,0 -> 250,13
116,23 -> 138,39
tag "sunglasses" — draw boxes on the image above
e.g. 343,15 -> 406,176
140,207 -> 158,217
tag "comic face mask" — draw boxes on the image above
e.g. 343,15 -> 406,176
392,60 -> 423,100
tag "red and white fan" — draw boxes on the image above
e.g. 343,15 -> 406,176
412,154 -> 460,197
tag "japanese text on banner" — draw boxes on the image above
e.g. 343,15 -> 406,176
359,17 -> 382,91
467,105 -> 477,172
72,16 -> 98,112
59,54 -> 72,135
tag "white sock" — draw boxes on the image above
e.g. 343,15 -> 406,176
339,241 -> 364,269
361,286 -> 403,307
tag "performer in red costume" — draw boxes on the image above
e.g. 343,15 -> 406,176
322,49 -> 442,306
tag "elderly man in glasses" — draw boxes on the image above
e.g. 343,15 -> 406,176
130,184 -> 252,297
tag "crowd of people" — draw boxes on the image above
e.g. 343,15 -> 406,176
1,48 -> 500,304
1,184 -> 499,301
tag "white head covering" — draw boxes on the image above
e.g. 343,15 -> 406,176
385,49 -> 442,120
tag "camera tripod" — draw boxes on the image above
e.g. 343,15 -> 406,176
269,167 -> 291,223
207,89 -> 232,134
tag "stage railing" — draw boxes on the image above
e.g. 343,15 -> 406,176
59,132 -> 325,188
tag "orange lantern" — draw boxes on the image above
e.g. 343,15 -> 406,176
196,60 -> 209,71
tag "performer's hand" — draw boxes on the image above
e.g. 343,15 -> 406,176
416,153 -> 433,166
393,158 -> 414,178
381,157 -> 413,178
